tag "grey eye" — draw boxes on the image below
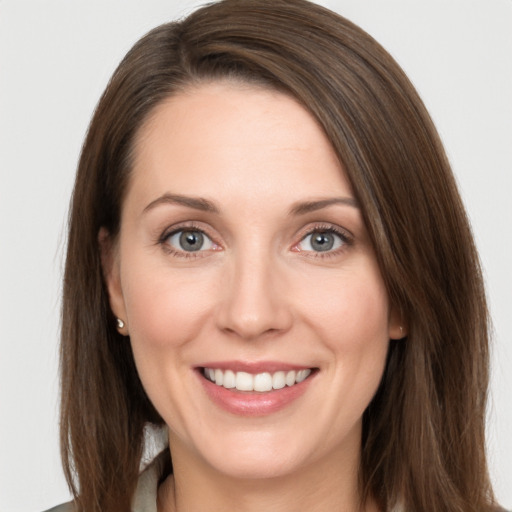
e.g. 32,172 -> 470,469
167,230 -> 214,252
298,231 -> 344,252
310,232 -> 335,251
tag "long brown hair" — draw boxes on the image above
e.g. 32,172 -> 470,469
61,1 -> 496,510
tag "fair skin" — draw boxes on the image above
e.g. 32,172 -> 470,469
103,82 -> 402,512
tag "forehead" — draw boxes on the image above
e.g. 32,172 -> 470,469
127,81 -> 351,209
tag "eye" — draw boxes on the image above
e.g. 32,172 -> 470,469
165,229 -> 215,253
296,229 -> 347,253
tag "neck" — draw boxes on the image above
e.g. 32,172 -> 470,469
158,434 -> 379,512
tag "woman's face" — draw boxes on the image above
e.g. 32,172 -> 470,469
105,82 -> 401,480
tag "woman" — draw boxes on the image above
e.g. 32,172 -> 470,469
48,0 -> 503,511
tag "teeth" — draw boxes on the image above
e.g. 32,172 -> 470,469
272,371 -> 286,390
223,369 -> 236,389
254,372 -> 272,392
236,371 -> 253,391
285,370 -> 296,386
296,369 -> 309,383
203,367 -> 312,392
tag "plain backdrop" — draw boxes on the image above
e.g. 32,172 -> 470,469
1,1 -> 511,511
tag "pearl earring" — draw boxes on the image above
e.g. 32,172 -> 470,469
116,318 -> 125,329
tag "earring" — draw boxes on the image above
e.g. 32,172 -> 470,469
116,318 -> 125,330
399,325 -> 404,337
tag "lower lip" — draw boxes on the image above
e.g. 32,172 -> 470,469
198,370 -> 315,417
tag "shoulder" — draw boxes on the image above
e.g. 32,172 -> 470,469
41,450 -> 169,512
42,502 -> 74,512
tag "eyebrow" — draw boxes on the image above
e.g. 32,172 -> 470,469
143,193 -> 220,214
142,193 -> 358,216
289,197 -> 359,215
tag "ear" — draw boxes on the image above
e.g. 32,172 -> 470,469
99,227 -> 128,334
388,305 -> 407,340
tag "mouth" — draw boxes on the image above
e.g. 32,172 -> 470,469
198,365 -> 317,416
196,361 -> 318,415
202,367 -> 313,392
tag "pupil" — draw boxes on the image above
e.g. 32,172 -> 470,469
311,232 -> 334,252
179,231 -> 203,251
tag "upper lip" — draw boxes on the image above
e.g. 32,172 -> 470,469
196,361 -> 314,374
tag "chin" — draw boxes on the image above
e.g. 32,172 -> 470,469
206,449 -> 305,481
176,426 -> 309,481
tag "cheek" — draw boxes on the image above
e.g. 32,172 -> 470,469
311,269 -> 390,410
296,264 -> 391,350
119,262 -> 220,428
121,261 -> 218,351
317,279 -> 390,391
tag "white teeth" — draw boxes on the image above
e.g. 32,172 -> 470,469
236,371 -> 253,391
223,369 -> 236,389
204,367 -> 312,392
285,370 -> 296,386
272,371 -> 286,390
254,372 -> 272,392
214,369 -> 223,386
296,369 -> 311,383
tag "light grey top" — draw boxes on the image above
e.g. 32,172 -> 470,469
42,456 -> 510,512
43,452 -> 166,512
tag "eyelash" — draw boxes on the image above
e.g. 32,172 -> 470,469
157,222 -> 353,259
294,224 -> 353,259
158,222 -> 218,259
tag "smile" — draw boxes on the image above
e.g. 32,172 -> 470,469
203,368 -> 312,392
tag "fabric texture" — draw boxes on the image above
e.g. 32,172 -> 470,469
41,454 -> 511,512
42,451 -> 166,512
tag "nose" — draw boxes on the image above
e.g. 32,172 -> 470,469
216,250 -> 293,340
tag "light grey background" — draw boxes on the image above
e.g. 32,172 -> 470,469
1,1 -> 511,511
